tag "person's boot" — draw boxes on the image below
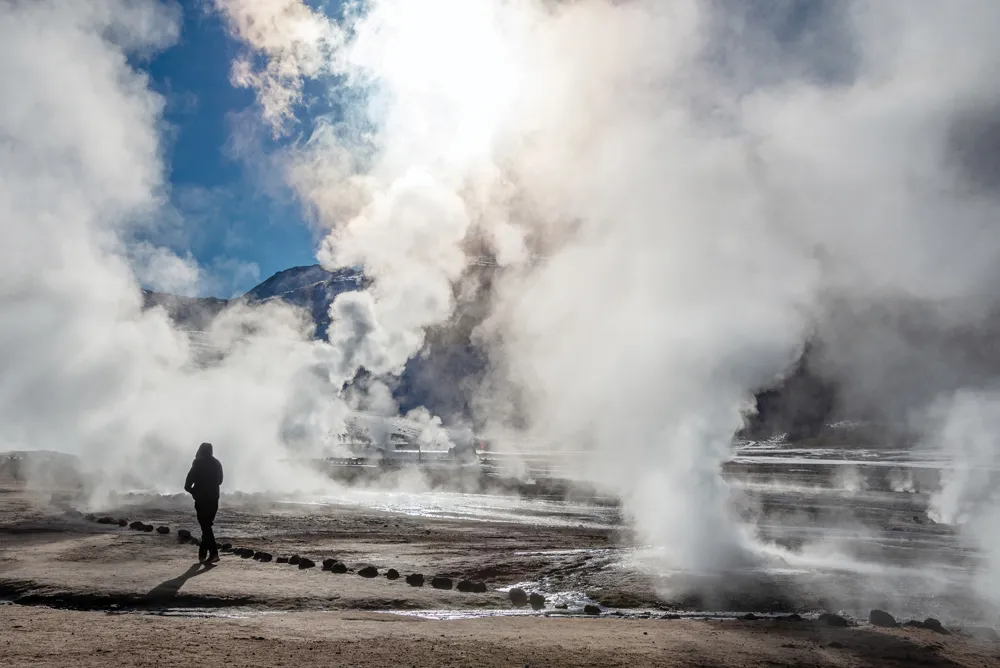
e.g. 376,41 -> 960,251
198,540 -> 208,563
204,552 -> 220,564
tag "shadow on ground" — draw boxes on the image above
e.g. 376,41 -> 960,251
146,563 -> 215,602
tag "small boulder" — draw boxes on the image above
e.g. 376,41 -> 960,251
869,609 -> 897,628
509,588 -> 528,607
828,641 -> 845,649
819,613 -> 850,627
289,555 -> 301,565
904,620 -> 926,629
177,529 -> 192,542
258,552 -> 273,563
431,577 -> 453,590
253,551 -> 265,560
330,561 -> 348,574
156,526 -> 169,535
923,618 -> 950,635
584,604 -> 601,616
85,514 -> 97,522
240,549 -> 254,559
322,558 -> 336,571
555,603 -> 568,610
129,520 -> 144,530
358,566 -> 379,578
117,519 -> 128,527
528,592 -> 546,610
141,523 -> 154,532
298,557 -> 316,569
457,580 -> 486,593
778,614 -> 803,622
406,573 -> 425,587
220,543 -> 233,552
385,569 -> 400,580
276,556 -> 288,564
97,516 -> 114,525
739,613 -> 758,621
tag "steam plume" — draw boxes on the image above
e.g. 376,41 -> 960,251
219,0 -> 1000,589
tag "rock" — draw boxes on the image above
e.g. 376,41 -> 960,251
298,557 -> 316,569
258,552 -> 273,563
322,558 -> 335,571
739,613 -> 758,621
253,551 -> 265,560
406,573 -> 425,587
828,641 -> 845,649
555,603 -> 568,610
819,613 -> 850,627
661,613 -> 680,620
276,556 -> 288,564
431,577 -> 453,590
359,566 -> 379,578
778,614 -> 803,622
385,569 -> 400,580
129,520 -> 144,530
97,516 -> 113,525
904,620 -> 926,628
289,555 -> 301,565
117,519 -> 128,527
220,543 -> 233,552
177,529 -> 192,541
923,618 -> 950,634
528,592 -> 546,610
869,609 -> 897,628
240,549 -> 254,559
330,561 -> 348,574
457,580 -> 487,593
156,526 -> 169,534
584,604 -> 601,615
508,588 -> 528,607
85,514 -> 96,522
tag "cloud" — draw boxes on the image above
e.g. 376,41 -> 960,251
217,0 -> 1000,605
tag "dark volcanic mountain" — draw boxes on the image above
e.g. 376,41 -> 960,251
142,265 -> 364,337
154,265 -> 1000,440
141,265 -> 477,421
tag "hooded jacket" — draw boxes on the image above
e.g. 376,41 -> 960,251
184,442 -> 224,501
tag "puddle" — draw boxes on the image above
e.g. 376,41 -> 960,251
383,607 -> 819,621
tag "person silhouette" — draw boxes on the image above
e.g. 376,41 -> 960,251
183,442 -> 223,563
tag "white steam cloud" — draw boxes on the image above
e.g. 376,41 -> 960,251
0,0 -> 351,497
216,0 -> 1000,597
5,0 -> 1000,617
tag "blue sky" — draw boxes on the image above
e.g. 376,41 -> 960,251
140,0 -> 322,298
133,0 -> 829,299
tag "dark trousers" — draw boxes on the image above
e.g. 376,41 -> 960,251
194,497 -> 219,559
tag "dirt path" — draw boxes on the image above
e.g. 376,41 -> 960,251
4,605 -> 996,668
3,483 -> 1000,666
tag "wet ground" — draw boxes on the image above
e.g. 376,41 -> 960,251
1,433 -> 998,634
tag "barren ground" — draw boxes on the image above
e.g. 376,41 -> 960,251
2,441 -> 999,668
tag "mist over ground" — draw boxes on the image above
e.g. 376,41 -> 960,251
2,0 -> 1000,619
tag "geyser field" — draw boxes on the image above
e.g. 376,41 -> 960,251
4,0 -> 1000,665
2,426 -> 1000,666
